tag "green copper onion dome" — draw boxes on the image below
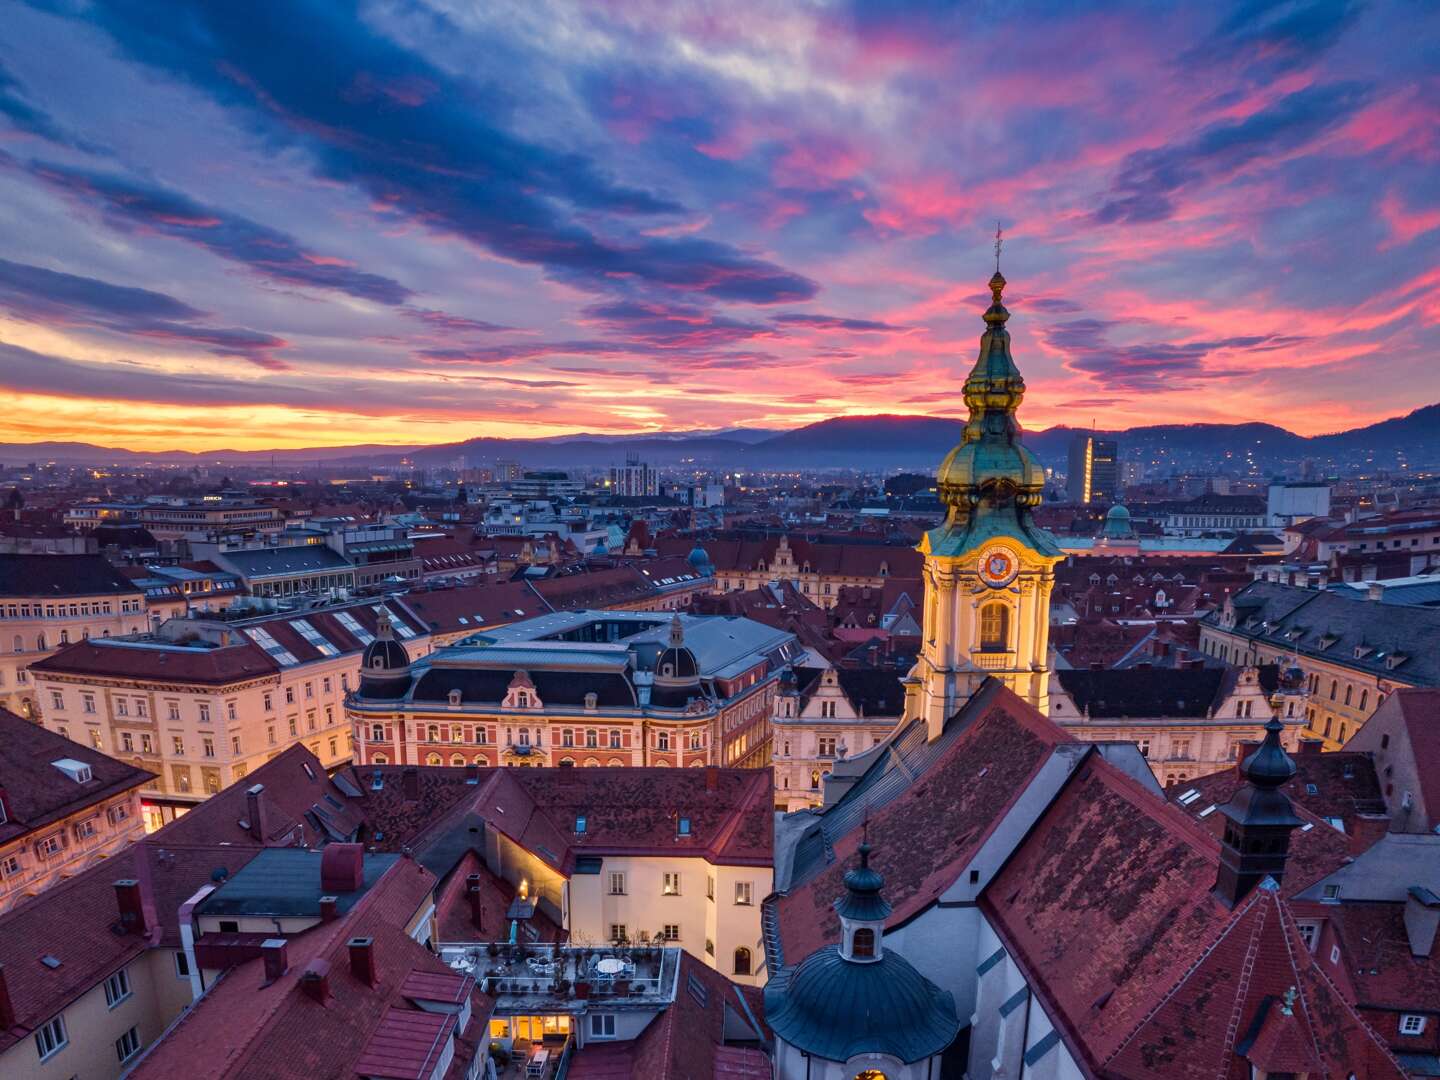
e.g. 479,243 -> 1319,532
936,271 -> 1046,511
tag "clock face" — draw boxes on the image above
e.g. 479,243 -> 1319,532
978,546 -> 1019,588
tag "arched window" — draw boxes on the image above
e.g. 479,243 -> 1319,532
36,633 -> 45,651
1359,689 -> 1368,711
371,724 -> 384,741
450,754 -> 465,766
852,927 -> 875,958
733,947 -> 751,976
372,752 -> 388,764
426,753 -> 442,766
979,603 -> 1009,651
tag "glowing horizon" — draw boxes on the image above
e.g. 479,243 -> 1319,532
1,2 -> 1436,454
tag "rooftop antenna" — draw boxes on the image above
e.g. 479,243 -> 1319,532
993,220 -> 1004,273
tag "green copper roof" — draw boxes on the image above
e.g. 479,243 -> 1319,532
930,270 -> 1055,554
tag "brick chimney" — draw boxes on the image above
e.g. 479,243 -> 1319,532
245,784 -> 267,843
466,874 -> 484,931
0,964 -> 15,1029
261,938 -> 288,984
319,895 -> 339,923
114,879 -> 149,936
320,843 -> 365,894
704,766 -> 719,792
347,938 -> 376,986
301,959 -> 331,1002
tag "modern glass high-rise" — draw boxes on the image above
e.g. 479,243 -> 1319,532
1066,433 -> 1118,504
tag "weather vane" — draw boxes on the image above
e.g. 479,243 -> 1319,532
994,220 -> 1004,272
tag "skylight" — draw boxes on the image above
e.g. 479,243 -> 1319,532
575,815 -> 587,834
1177,789 -> 1201,806
290,618 -> 339,657
677,817 -> 692,836
335,611 -> 374,644
244,627 -> 299,666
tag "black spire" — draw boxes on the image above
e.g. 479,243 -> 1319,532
1214,715 -> 1303,907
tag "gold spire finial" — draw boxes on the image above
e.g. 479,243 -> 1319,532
994,220 -> 1003,273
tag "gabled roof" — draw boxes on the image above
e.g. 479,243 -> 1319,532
981,755 -> 1404,1078
624,951 -> 769,1080
127,856 -> 489,1080
348,765 -> 774,878
772,681 -> 1072,965
1105,882 -> 1404,1079
0,707 -> 152,845
399,580 -> 544,634
157,744 -> 363,848
1056,666 -> 1277,719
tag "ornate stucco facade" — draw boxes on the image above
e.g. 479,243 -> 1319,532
907,271 -> 1064,737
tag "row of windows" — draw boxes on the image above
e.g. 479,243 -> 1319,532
605,871 -> 753,905
1,599 -> 139,619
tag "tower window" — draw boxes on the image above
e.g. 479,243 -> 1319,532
979,602 -> 1010,651
852,927 -> 875,958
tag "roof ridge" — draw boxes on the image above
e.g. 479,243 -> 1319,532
1274,887 -> 1410,1077
1103,879 -> 1269,1071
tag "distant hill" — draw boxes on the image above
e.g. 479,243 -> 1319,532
2,406 -> 1436,471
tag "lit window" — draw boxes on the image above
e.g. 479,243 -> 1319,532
609,871 -> 626,895
979,602 -> 1009,651
734,881 -> 753,906
663,872 -> 680,895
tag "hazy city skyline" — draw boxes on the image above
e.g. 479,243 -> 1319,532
1,1 -> 1437,451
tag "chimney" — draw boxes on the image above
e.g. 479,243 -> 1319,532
466,874 -> 484,931
261,938 -> 289,984
114,879 -> 149,936
704,765 -> 719,792
246,784 -> 267,843
347,937 -> 377,986
300,959 -> 331,1002
1367,581 -> 1385,602
0,965 -> 15,1029
319,895 -> 339,923
402,768 -> 420,802
320,843 -> 365,894
466,763 -> 480,785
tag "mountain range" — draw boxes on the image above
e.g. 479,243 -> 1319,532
3,404 -> 1437,472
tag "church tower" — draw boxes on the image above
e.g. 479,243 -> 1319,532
908,269 -> 1063,738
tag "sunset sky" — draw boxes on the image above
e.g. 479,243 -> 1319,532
1,1 -> 1437,451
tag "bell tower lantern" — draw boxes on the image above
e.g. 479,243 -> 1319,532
907,269 -> 1064,738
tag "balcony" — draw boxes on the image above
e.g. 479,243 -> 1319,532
972,649 -> 1016,671
438,942 -> 678,1013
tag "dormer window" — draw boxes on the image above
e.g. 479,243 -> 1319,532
448,689 -> 462,706
575,815 -> 587,834
677,817 -> 691,837
584,692 -> 598,710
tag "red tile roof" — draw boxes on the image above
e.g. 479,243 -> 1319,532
1105,884 -> 1404,1079
0,840 -> 260,1054
0,707 -> 152,845
775,682 -> 1072,963
983,755 -> 1404,1078
433,850 -> 562,943
156,744 -> 362,848
30,637 -> 279,684
400,580 -> 544,634
626,951 -> 768,1080
128,854 -> 492,1080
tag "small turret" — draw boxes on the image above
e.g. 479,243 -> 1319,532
1214,714 -> 1303,907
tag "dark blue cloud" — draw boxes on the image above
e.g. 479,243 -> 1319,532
57,1 -> 815,304
1094,81 -> 1371,224
10,157 -> 414,305
0,58 -> 102,152
582,299 -> 773,347
774,313 -> 907,332
1182,0 -> 1363,83
0,256 -> 289,369
1045,317 -> 1311,390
